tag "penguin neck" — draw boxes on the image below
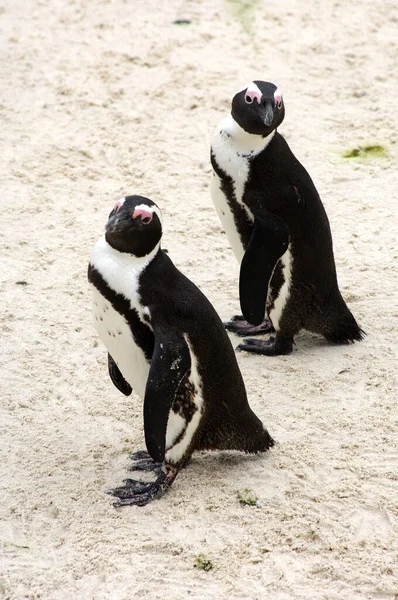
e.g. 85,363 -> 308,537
219,113 -> 275,155
91,234 -> 160,279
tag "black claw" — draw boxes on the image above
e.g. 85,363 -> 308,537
224,315 -> 274,337
107,462 -> 180,508
128,458 -> 161,472
130,449 -> 151,461
108,480 -> 153,499
237,335 -> 293,356
121,478 -> 153,489
129,448 -> 162,472
113,491 -> 158,508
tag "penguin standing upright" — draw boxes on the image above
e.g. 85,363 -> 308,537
210,80 -> 364,356
88,195 -> 274,506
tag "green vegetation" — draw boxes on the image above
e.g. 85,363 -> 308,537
237,487 -> 259,506
193,554 -> 214,571
172,19 -> 191,26
343,144 -> 387,159
225,0 -> 260,36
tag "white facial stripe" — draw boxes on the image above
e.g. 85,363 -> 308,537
237,81 -> 252,93
246,81 -> 263,97
112,197 -> 126,212
274,88 -> 282,107
134,203 -> 163,226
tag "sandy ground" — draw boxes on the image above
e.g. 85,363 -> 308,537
1,0 -> 397,598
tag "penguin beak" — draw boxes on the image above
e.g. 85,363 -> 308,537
105,214 -> 120,233
262,102 -> 274,127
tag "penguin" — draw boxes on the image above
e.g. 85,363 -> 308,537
88,195 -> 274,506
210,80 -> 365,356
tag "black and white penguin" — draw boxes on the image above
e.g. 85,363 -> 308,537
210,80 -> 365,355
88,195 -> 274,506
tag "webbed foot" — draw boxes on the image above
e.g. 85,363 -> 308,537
128,450 -> 161,472
237,334 -> 293,356
224,314 -> 274,337
107,463 -> 178,507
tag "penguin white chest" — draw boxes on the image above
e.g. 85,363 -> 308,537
210,128 -> 253,263
91,286 -> 151,400
210,172 -> 246,263
89,236 -> 158,401
211,116 -> 275,263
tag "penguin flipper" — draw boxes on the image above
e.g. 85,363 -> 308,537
108,353 -> 132,396
143,329 -> 191,463
239,214 -> 289,326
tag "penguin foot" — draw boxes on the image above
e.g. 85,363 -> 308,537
128,449 -> 161,472
130,450 -> 151,460
107,463 -> 178,507
237,335 -> 293,356
128,458 -> 161,472
224,314 -> 274,337
128,450 -> 192,472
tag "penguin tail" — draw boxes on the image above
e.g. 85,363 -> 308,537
226,407 -> 275,454
323,290 -> 366,344
325,319 -> 366,344
198,409 -> 274,454
240,420 -> 275,454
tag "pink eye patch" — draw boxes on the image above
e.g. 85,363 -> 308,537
132,208 -> 153,224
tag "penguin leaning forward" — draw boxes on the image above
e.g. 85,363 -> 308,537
210,80 -> 365,356
88,195 -> 274,506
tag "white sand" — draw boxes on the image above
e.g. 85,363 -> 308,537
1,0 -> 397,598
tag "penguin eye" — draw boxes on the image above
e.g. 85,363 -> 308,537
132,208 -> 153,224
245,94 -> 253,104
273,89 -> 283,110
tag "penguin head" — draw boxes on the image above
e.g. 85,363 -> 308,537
105,195 -> 163,256
231,81 -> 285,136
